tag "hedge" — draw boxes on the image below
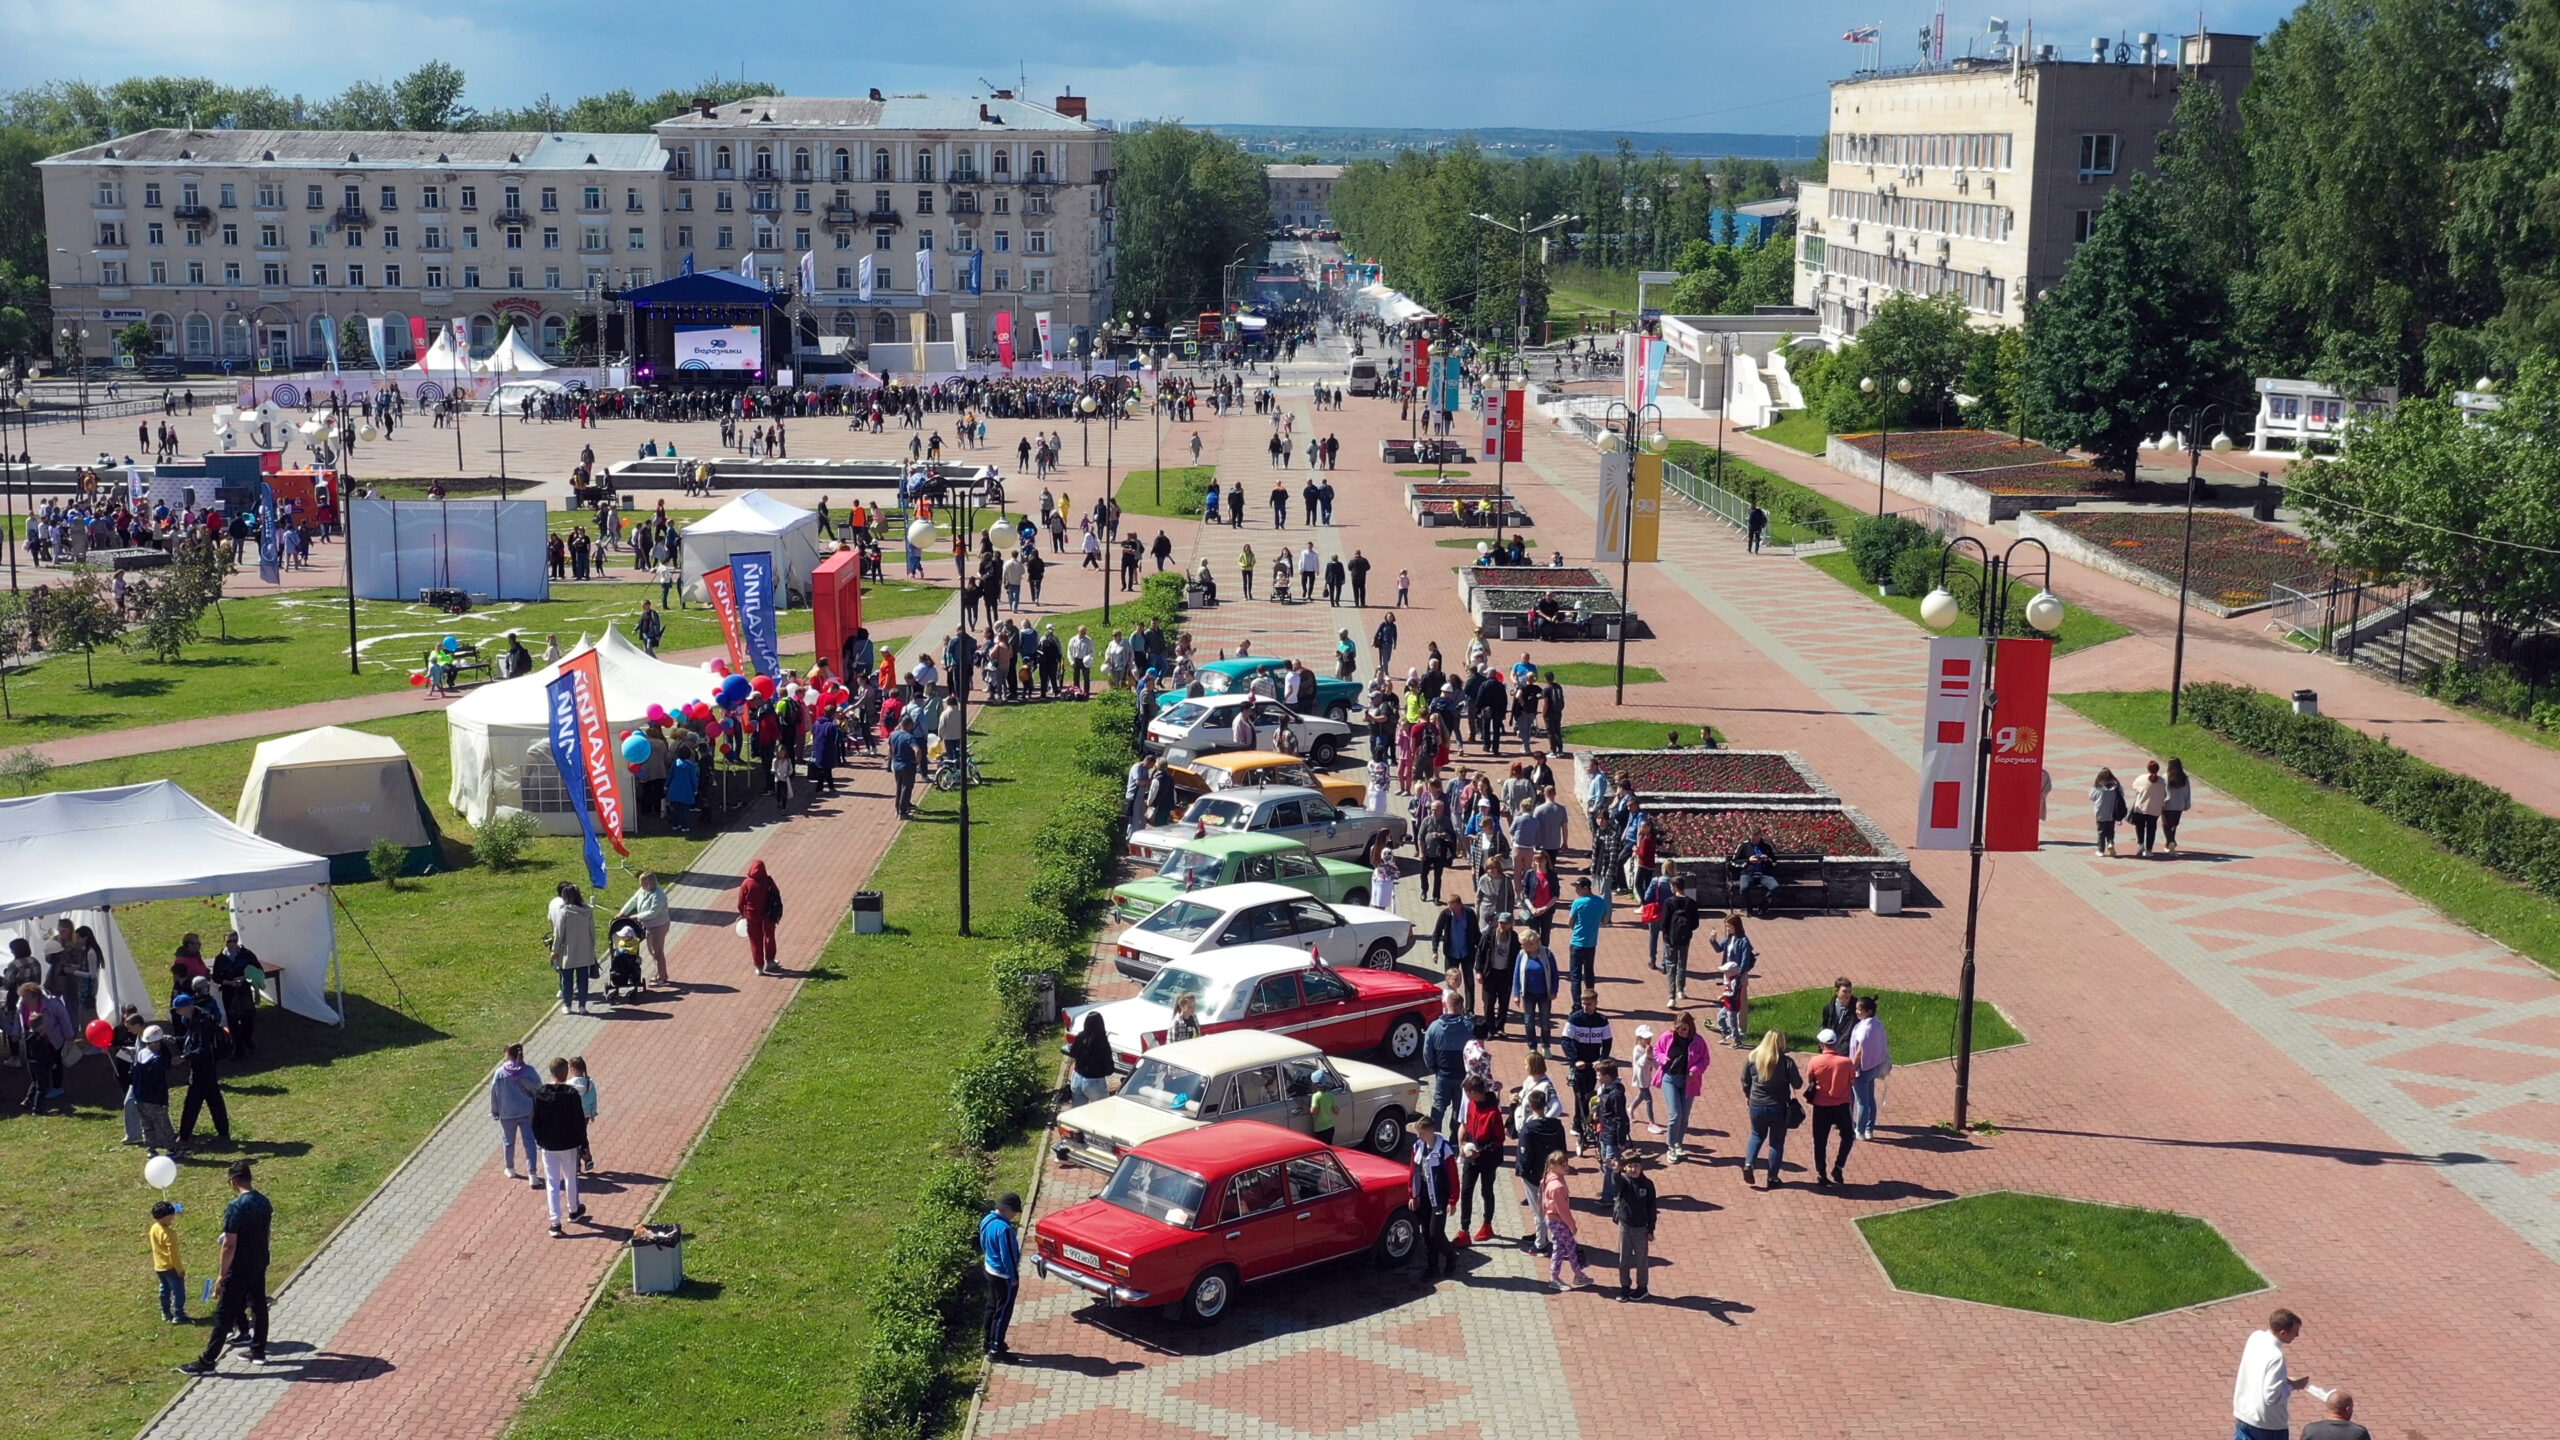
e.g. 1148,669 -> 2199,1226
2184,682 -> 2560,902
849,1158 -> 986,1440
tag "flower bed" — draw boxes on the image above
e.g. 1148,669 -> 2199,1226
1416,498 -> 1532,527
1462,565 -> 1608,591
1941,460 -> 2118,496
1838,429 -> 2069,472
1585,749 -> 1822,798
1474,587 -> 1624,616
1407,483 -> 1507,499
2039,509 -> 2324,609
1651,806 -> 1881,858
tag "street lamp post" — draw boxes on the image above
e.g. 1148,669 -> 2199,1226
2163,402 -> 2233,725
1860,374 -> 1911,515
58,325 -> 91,435
1084,389 -> 1110,625
1918,539 -> 2065,1131
1471,210 -> 1579,552
1600,400 -> 1666,705
1712,332 -> 1736,495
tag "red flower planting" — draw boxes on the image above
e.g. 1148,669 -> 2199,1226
1467,566 -> 1607,590
1839,429 -> 2069,472
1942,460 -> 2121,495
1649,807 -> 1879,858
2045,510 -> 2327,606
1590,751 -> 1817,796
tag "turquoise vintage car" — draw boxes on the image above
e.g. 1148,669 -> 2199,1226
1112,832 -> 1376,922
1194,657 -> 1366,721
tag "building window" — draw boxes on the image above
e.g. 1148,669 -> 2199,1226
2078,134 -> 2117,177
99,261 -> 125,283
470,315 -> 495,350
310,263 -> 328,286
994,231 -> 1010,252
993,194 -> 1010,215
833,148 -> 851,180
507,265 -> 525,288
424,265 -> 446,289
794,227 -> 810,250
916,190 -> 934,216
1028,149 -> 1048,180
347,263 -> 366,287
148,260 -> 167,283
993,152 -> 1010,177
462,226 -> 480,249
835,266 -> 853,289
218,183 -> 237,207
714,145 -> 733,177
873,148 -> 892,181
676,225 -> 693,247
628,227 -> 646,250
626,188 -> 644,212
915,153 -> 934,183
507,227 -> 525,250
149,313 -> 172,351
715,190 -> 734,213
144,183 -> 162,207
2073,210 -> 2098,244
676,187 -> 693,212
716,226 -> 734,250
540,227 -> 559,250
380,184 -> 398,211
185,313 -> 211,355
992,268 -> 1009,291
308,315 -> 332,356
794,189 -> 812,213
223,262 -> 241,283
98,220 -> 123,246
218,223 -> 237,246
381,225 -> 400,248
875,228 -> 893,250
752,145 -> 774,179
186,261 -> 205,284
306,184 -> 325,209
458,185 -> 478,210
583,186 -> 603,211
384,264 -> 402,287
184,227 -> 202,247
1028,268 -> 1048,293
261,263 -> 283,285
753,225 -> 779,250
462,266 -> 481,288
145,222 -> 164,246
423,226 -> 446,249
94,180 -> 121,205
179,183 -> 200,208
545,266 -> 562,289
835,230 -> 853,250
1026,230 -> 1050,255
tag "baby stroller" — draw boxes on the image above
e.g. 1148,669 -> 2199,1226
604,917 -> 650,1002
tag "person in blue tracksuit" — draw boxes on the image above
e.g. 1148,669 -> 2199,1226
980,1193 -> 1022,1359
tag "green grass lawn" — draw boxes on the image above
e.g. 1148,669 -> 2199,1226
1804,550 -> 2130,658
1748,987 -> 2023,1065
1860,1192 -> 2264,1321
1542,661 -> 1663,687
2,709 -> 722,1440
1547,265 -> 1641,319
509,701 -> 1089,1440
1439,534 -> 1536,550
1397,468 -> 1474,479
1748,410 -> 1829,455
1664,441 -> 1861,546
2059,690 -> 2560,973
1562,718 -> 1720,749
1114,465 -> 1217,520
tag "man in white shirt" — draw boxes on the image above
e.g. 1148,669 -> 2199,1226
2232,1308 -> 2311,1440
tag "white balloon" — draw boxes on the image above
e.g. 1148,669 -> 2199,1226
905,518 -> 936,548
144,1155 -> 179,1189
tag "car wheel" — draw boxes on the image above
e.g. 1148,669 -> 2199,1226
1343,887 -> 1371,907
1361,939 -> 1399,970
1311,735 -> 1340,766
1180,1265 -> 1238,1327
1326,702 -> 1350,724
1372,1207 -> 1419,1267
1381,1013 -> 1425,1063
1365,1106 -> 1406,1155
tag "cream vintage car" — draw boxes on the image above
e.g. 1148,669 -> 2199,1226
1050,1030 -> 1420,1173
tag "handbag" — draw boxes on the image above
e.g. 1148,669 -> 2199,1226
1784,1095 -> 1807,1130
1639,902 -> 1661,924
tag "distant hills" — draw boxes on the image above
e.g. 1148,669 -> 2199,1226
1199,124 -> 1824,163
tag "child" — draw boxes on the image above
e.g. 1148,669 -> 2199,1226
569,1056 -> 600,1176
1541,1153 -> 1592,1290
150,1200 -> 187,1323
1630,1024 -> 1663,1135
1717,973 -> 1747,1048
1612,1152 -> 1658,1299
1395,569 -> 1411,607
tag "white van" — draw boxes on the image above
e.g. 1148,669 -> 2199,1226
1346,361 -> 1382,397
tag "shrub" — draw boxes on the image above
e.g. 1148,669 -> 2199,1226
989,943 -> 1068,1034
949,1032 -> 1046,1149
846,1158 -> 990,1440
471,810 -> 541,871
1847,513 -> 1933,584
0,746 -> 55,795
1889,545 -> 1942,600
368,837 -> 408,886
2184,682 -> 2560,904
847,1346 -> 937,1440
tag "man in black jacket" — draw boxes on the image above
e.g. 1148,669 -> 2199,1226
1611,1152 -> 1657,1299
178,1161 -> 274,1373
1660,878 -> 1702,1007
1561,990 -> 1612,1146
531,1057 -> 591,1237
176,989 -> 231,1147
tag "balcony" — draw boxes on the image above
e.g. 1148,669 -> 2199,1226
495,208 -> 531,227
865,209 -> 904,228
172,203 -> 212,223
823,203 -> 863,225
332,205 -> 371,229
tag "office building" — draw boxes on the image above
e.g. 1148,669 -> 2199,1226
1266,164 -> 1342,230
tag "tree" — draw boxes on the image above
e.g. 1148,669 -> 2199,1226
1811,292 -> 1977,432
340,313 -> 369,365
1111,122 -> 1267,322
393,62 -> 474,131
41,568 -> 122,689
2155,76 -> 2252,298
121,572 -> 203,662
2020,174 -> 2230,483
116,319 -> 155,361
2293,357 -> 2560,635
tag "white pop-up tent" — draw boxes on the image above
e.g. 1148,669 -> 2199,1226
479,327 -> 556,376
0,781 -> 340,1025
681,490 -> 825,606
238,726 -> 445,884
406,328 -> 472,381
446,625 -> 711,832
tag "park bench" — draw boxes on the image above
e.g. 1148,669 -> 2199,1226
1722,852 -> 1827,912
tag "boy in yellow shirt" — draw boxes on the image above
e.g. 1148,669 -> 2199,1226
150,1200 -> 188,1323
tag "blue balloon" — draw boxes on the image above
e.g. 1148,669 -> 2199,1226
441,635 -> 460,653
720,674 -> 751,704
620,733 -> 652,765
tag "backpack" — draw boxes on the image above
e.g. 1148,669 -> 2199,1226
762,888 -> 785,924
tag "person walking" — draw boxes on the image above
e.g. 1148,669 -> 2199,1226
175,988 -> 232,1147
16,981 -> 71,1115
1511,1056 -> 1567,1252
1566,875 -> 1610,997
738,860 -> 783,975
1611,1151 -> 1657,1299
2090,767 -> 2127,857
129,1026 -> 180,1158
614,874 -> 673,987
1806,1029 -> 1858,1187
547,882 -> 600,1014
1651,1011 -> 1709,1163
2232,1308 -> 2314,1440
1593,1057 -> 1632,1198
1512,932 -> 1561,1054
1408,1116 -> 1460,1282
1540,1153 -> 1593,1290
176,1161 -> 273,1374
1423,994 -> 1472,1132
531,1058 -> 591,1237
2162,757 -> 2194,854
1849,994 -> 1890,1140
1456,1074 -> 1506,1244
1066,1012 -> 1115,1105
2126,759 -> 2168,857
490,1042 -> 542,1186
1740,1028 -> 1801,1189
980,1193 -> 1023,1359
1660,876 -> 1701,1006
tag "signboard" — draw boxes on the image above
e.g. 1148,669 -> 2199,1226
1595,450 -> 1632,565
1629,451 -> 1663,562
673,324 -> 762,372
732,549 -> 782,679
1984,637 -> 2053,851
1184,342 -> 1199,356
1915,637 -> 1988,850
702,564 -> 747,673
545,649 -> 629,889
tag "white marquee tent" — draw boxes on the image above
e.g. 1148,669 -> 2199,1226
0,781 -> 341,1025
446,625 -> 709,832
237,726 -> 445,883
479,327 -> 556,376
405,329 -> 473,382
680,490 -> 825,606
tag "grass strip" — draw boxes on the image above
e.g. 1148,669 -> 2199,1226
1803,550 -> 2129,657
2059,689 -> 2560,972
1747,987 -> 2022,1066
1561,718 -> 1720,749
1542,661 -> 1663,687
1113,466 -> 1217,520
1747,410 -> 1829,456
1859,1192 -> 2263,1322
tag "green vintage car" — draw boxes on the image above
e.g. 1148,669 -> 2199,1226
1112,833 -> 1376,922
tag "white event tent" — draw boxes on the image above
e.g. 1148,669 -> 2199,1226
479,327 -> 556,375
0,781 -> 341,1025
679,490 -> 825,606
446,626 -> 709,832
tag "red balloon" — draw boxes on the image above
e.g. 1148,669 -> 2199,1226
85,1018 -> 116,1050
409,672 -> 427,687
750,674 -> 777,697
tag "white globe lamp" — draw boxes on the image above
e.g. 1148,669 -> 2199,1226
2024,590 -> 2067,633
1919,587 -> 1961,630
905,517 -> 936,549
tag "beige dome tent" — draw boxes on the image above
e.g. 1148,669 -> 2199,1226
237,726 -> 444,883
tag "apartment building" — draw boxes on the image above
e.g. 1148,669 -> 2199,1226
649,91 -> 1114,359
1794,31 -> 2253,343
1266,164 -> 1342,229
38,89 -> 1114,371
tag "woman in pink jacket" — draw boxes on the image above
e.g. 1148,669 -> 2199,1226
1651,1011 -> 1711,1165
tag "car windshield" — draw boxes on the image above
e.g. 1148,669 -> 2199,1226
1198,670 -> 1241,694
1256,763 -> 1318,788
1155,848 -> 1225,883
1157,701 -> 1208,728
1180,797 -> 1249,831
1134,899 -> 1224,942
1137,967 -> 1217,1008
1119,1057 -> 1211,1114
1100,1156 -> 1210,1227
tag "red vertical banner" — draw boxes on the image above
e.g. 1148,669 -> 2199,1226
560,649 -> 629,857
1500,387 -> 1525,461
995,311 -> 1016,371
1984,636 -> 2053,851
1914,637 -> 1986,850
702,564 -> 747,674
406,316 -> 431,366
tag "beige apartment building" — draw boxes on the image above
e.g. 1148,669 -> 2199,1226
37,90 -> 1114,370
1267,164 -> 1341,229
1794,31 -> 2253,343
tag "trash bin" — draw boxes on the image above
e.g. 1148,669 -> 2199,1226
851,890 -> 885,935
631,1224 -> 685,1294
1027,971 -> 1059,1026
1869,871 -> 1905,916
1499,621 -> 1520,641
2291,688 -> 2320,717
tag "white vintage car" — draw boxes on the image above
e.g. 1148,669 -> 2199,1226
1050,1030 -> 1420,1173
1109,880 -> 1414,982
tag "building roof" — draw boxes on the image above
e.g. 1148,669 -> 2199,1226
1735,198 -> 1798,218
654,94 -> 1100,133
1266,164 -> 1344,180
42,128 -> 667,171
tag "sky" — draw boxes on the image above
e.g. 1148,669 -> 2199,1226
0,0 -> 2305,137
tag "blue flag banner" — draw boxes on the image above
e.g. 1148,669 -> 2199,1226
733,549 -> 782,678
680,252 -> 696,276
545,672 -> 611,888
256,482 -> 281,585
968,249 -> 984,296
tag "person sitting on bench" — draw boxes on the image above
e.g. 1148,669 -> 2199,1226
1733,834 -> 1780,916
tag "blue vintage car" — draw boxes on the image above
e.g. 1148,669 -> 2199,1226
1194,657 -> 1364,722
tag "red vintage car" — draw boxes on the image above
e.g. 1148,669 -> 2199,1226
1029,1120 -> 1419,1326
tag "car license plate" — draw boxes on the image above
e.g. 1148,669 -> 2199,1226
1063,1244 -> 1102,1269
